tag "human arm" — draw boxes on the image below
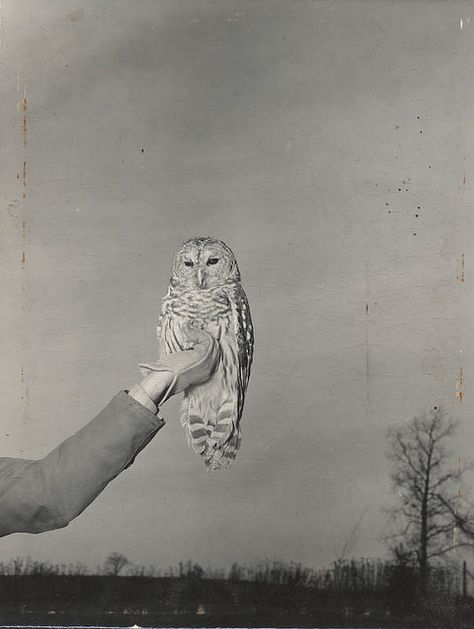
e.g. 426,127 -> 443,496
0,391 -> 166,537
0,327 -> 219,537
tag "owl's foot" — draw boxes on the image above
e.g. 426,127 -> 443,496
189,318 -> 205,330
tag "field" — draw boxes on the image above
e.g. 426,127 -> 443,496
0,573 -> 472,628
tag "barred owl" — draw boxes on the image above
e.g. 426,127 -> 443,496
157,237 -> 254,470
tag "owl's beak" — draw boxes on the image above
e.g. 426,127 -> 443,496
197,268 -> 206,288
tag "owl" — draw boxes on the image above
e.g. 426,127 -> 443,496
157,236 -> 254,470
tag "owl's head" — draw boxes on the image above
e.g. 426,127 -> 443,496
170,236 -> 241,290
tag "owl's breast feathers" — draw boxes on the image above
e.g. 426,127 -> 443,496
162,284 -> 233,323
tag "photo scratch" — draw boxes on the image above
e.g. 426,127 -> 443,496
457,253 -> 465,283
456,366 -> 464,402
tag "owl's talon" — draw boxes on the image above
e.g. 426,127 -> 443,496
188,318 -> 204,330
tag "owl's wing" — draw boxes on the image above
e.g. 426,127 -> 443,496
203,284 -> 253,470
228,283 -> 254,420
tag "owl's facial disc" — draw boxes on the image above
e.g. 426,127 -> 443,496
172,237 -> 240,289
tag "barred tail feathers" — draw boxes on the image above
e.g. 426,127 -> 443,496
180,394 -> 208,455
207,396 -> 236,447
181,392 -> 242,469
205,426 -> 242,470
205,395 -> 241,470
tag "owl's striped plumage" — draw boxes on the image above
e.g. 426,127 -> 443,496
157,237 -> 254,470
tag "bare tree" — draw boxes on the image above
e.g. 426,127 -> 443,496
386,406 -> 474,588
103,552 -> 129,576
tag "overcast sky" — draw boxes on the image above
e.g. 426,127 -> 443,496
1,0 -> 474,572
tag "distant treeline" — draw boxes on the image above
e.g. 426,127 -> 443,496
0,556 -> 463,596
0,557 -> 470,628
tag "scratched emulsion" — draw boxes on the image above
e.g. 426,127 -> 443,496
453,455 -> 463,547
364,258 -> 370,419
18,85 -> 29,431
21,93 -> 27,147
456,366 -> 464,403
457,253 -> 465,283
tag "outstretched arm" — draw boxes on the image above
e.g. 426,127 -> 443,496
0,388 -> 168,537
0,327 -> 219,538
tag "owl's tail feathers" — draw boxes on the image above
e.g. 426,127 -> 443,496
180,394 -> 242,470
180,396 -> 209,455
208,397 -> 235,445
204,398 -> 241,470
205,429 -> 241,471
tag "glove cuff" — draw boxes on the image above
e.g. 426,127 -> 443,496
128,383 -> 158,414
137,365 -> 178,406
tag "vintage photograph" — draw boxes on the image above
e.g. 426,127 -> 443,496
1,1 -> 473,627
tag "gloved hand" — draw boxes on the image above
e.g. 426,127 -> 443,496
138,325 -> 220,406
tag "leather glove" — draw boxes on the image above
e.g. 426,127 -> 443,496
138,325 -> 220,405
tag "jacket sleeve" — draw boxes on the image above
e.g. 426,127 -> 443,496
0,391 -> 165,537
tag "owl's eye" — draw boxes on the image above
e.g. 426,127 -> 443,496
184,260 -> 194,267
207,257 -> 219,266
